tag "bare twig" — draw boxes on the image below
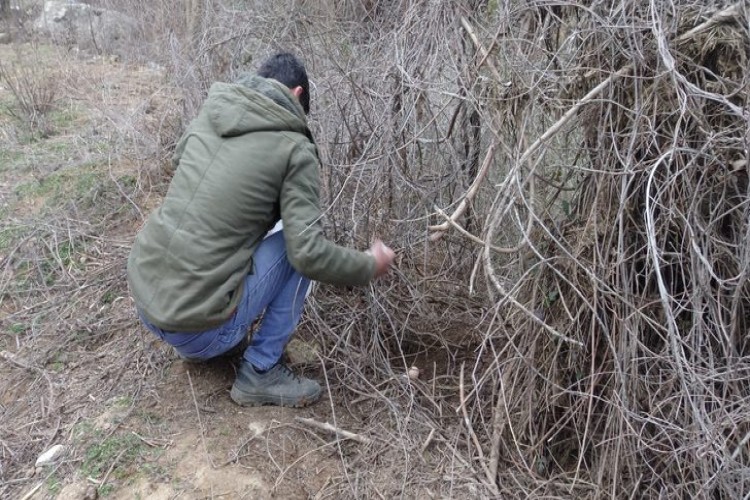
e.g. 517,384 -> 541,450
294,417 -> 373,445
429,143 -> 497,240
421,427 -> 436,455
187,370 -> 218,469
457,363 -> 498,495
130,431 -> 172,449
18,482 -> 43,500
460,17 -> 504,84
97,448 -> 126,491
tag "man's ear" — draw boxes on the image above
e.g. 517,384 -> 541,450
291,86 -> 304,98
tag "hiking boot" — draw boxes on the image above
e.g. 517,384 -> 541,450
230,361 -> 321,408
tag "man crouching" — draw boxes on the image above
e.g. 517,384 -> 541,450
127,53 -> 394,407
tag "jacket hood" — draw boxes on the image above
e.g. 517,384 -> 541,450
206,74 -> 309,138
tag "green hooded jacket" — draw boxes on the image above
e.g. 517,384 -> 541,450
127,75 -> 376,332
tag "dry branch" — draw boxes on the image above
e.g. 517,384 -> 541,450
460,17 -> 504,85
294,417 -> 373,445
457,362 -> 498,496
429,143 -> 497,240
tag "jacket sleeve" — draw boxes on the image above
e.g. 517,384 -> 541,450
280,140 -> 376,286
171,127 -> 191,171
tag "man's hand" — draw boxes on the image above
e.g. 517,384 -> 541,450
369,240 -> 396,278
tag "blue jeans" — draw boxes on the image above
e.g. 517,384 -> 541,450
139,230 -> 310,371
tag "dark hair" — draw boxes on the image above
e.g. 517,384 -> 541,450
257,52 -> 310,114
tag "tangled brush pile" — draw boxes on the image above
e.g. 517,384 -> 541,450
467,2 -> 750,496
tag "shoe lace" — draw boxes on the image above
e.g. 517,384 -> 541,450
277,363 -> 303,384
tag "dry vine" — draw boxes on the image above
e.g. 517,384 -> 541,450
458,1 -> 750,497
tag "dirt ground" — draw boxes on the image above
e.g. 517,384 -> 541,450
42,347 -> 353,499
0,44 -> 415,499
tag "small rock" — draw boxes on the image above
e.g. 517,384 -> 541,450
56,481 -> 97,500
35,444 -> 67,467
285,338 -> 319,364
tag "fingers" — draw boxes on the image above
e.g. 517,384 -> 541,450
370,240 -> 396,277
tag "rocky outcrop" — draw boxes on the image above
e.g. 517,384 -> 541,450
33,1 -> 138,54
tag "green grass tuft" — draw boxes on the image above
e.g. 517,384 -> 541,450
81,434 -> 145,479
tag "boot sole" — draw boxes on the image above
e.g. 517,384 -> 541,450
230,385 -> 321,408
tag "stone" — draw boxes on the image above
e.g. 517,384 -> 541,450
285,338 -> 319,365
35,444 -> 67,467
33,1 -> 137,54
56,481 -> 98,500
84,485 -> 99,500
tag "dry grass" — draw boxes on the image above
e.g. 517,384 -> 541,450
0,43 -> 58,135
0,41 -> 178,498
